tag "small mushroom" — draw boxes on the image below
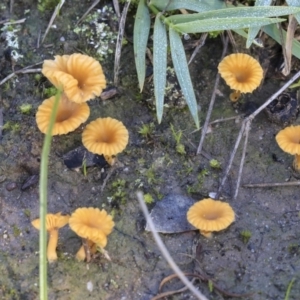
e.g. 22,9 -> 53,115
36,93 -> 90,135
276,125 -> 300,171
31,212 -> 70,262
82,117 -> 129,165
69,207 -> 115,261
42,53 -> 106,103
218,53 -> 263,101
187,198 -> 235,238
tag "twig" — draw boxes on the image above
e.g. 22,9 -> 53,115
114,0 -> 131,85
196,34 -> 228,155
0,108 -> 3,140
217,69 -> 300,199
188,33 -> 208,65
157,272 -> 254,299
151,278 -> 197,300
136,191 -> 208,300
112,0 -> 121,19
4,18 -> 26,25
234,121 -> 250,199
0,68 -> 42,86
243,181 -> 300,188
10,0 -> 14,14
76,0 -> 100,25
41,0 -> 66,44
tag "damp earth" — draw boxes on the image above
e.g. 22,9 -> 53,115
0,1 -> 300,299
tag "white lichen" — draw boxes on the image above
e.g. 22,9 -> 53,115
73,5 -> 118,61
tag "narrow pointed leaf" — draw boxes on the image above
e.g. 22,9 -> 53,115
167,6 -> 300,24
286,0 -> 300,24
149,0 -> 225,12
263,24 -> 300,60
133,0 -> 150,92
169,28 -> 199,128
153,16 -> 167,123
173,17 -> 284,34
246,0 -> 272,48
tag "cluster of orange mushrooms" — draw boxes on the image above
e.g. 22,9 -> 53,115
32,208 -> 114,262
32,51 -> 300,261
187,53 -> 300,238
32,53 -> 129,262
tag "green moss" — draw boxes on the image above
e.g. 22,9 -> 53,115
19,103 -> 32,114
24,209 -> 31,218
209,159 -> 221,169
12,225 -> 21,237
143,193 -> 154,204
240,230 -> 252,244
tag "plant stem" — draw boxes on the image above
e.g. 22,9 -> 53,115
39,90 -> 61,300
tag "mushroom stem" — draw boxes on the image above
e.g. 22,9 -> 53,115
75,245 -> 86,261
229,90 -> 241,102
293,154 -> 300,170
47,229 -> 59,262
200,230 -> 213,238
75,239 -> 97,261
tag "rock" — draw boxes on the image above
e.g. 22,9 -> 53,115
145,194 -> 197,233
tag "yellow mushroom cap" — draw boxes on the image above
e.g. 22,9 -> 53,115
36,93 -> 90,135
69,207 -> 115,248
31,212 -> 70,231
187,198 -> 235,233
275,125 -> 300,155
82,117 -> 129,157
218,53 -> 263,93
42,53 -> 106,103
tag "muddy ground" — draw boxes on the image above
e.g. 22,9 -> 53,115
0,1 -> 300,300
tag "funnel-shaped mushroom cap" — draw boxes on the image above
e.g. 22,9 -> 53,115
36,94 -> 90,135
276,125 -> 300,155
187,198 -> 235,236
218,53 -> 263,93
69,207 -> 115,248
42,53 -> 106,103
82,117 -> 129,156
31,212 -> 70,230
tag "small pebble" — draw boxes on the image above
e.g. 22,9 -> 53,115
6,182 -> 17,191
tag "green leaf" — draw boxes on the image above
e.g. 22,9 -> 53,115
133,0 -> 151,92
153,15 -> 168,124
263,24 -> 300,60
169,28 -> 199,128
246,0 -> 272,48
167,6 -> 300,24
173,17 -> 284,34
286,0 -> 300,24
149,0 -> 225,12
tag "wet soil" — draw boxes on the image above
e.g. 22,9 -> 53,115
0,1 -> 300,300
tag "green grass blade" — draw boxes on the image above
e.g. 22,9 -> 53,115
246,0 -> 272,48
153,15 -> 168,123
286,0 -> 300,23
284,278 -> 296,300
39,90 -> 61,300
149,0 -> 225,12
169,28 -> 199,129
167,6 -> 300,24
133,0 -> 151,92
173,17 -> 284,34
263,23 -> 300,60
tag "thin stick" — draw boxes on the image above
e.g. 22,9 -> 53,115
76,0 -> 100,25
234,121 -> 250,199
217,69 -> 300,198
0,68 -> 42,86
0,108 -> 3,140
114,0 -> 131,85
188,33 -> 208,65
243,181 -> 300,188
10,0 -> 13,14
41,0 -> 66,44
112,0 -> 121,19
136,191 -> 208,300
4,18 -> 26,25
196,35 -> 228,155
